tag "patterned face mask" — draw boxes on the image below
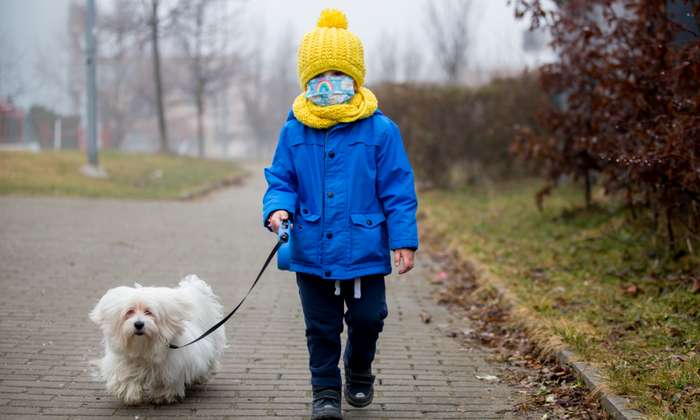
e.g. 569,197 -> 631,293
305,74 -> 355,106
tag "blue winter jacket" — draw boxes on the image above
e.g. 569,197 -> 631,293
262,109 -> 419,281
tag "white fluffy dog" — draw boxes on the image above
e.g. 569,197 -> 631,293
89,275 -> 226,405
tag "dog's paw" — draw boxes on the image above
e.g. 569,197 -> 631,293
191,374 -> 211,385
150,390 -> 185,405
120,388 -> 145,406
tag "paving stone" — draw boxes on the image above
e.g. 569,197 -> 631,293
0,163 -> 533,418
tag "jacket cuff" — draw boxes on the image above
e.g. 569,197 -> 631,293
390,239 -> 419,251
262,202 -> 295,230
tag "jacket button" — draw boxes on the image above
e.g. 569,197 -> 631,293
366,219 -> 373,226
325,271 -> 332,277
327,191 -> 334,198
326,232 -> 333,239
328,151 -> 335,158
302,209 -> 309,214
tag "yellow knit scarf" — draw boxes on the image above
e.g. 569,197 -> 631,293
292,87 -> 378,129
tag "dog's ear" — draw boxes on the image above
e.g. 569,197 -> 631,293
149,291 -> 194,342
89,303 -> 102,325
89,286 -> 132,325
166,293 -> 194,321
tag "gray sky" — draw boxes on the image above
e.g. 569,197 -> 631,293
248,0 -> 540,71
0,0 -> 549,113
1,0 -> 72,110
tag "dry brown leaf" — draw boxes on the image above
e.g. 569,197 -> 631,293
691,278 -> 700,294
622,283 -> 642,297
431,270 -> 448,284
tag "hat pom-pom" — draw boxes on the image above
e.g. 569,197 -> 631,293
317,9 -> 348,29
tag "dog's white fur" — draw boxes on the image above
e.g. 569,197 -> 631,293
89,275 -> 226,405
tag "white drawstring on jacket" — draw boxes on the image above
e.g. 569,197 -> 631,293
334,278 -> 362,299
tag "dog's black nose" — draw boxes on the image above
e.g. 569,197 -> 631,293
134,321 -> 144,330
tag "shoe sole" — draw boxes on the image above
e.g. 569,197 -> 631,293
311,407 -> 342,420
311,413 -> 342,420
344,388 -> 373,408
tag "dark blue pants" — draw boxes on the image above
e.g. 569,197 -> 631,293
296,273 -> 388,390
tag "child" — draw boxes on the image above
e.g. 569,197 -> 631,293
262,9 -> 418,420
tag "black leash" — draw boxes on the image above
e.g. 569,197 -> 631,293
169,231 -> 288,350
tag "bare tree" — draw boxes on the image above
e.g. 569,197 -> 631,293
98,4 -> 143,149
146,0 -> 170,154
373,31 -> 399,83
240,23 -> 297,158
402,35 -> 424,82
66,1 -> 85,114
425,0 -> 475,84
173,0 -> 241,157
239,25 -> 268,157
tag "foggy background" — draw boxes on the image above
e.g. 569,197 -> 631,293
0,0 -> 552,159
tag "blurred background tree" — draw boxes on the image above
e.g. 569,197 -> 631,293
425,0 -> 476,84
1,0 -> 544,158
172,0 -> 241,158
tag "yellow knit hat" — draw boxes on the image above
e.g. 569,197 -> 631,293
297,9 -> 365,91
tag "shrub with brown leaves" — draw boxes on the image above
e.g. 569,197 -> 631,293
511,0 -> 700,245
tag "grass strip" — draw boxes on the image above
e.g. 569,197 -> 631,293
420,180 -> 700,418
0,150 -> 245,200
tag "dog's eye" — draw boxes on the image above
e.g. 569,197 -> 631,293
144,309 -> 153,317
125,309 -> 135,317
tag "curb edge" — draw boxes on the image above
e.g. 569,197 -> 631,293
556,349 -> 645,420
425,253 -> 648,420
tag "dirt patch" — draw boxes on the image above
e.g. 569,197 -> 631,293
422,230 -> 609,419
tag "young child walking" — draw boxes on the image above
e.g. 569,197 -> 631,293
262,9 -> 418,420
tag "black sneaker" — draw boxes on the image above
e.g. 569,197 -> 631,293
311,388 -> 342,420
344,367 -> 375,408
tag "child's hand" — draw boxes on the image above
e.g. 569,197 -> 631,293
394,249 -> 415,274
268,210 -> 289,233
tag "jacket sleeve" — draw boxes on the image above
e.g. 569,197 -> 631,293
262,125 -> 298,230
376,121 -> 419,250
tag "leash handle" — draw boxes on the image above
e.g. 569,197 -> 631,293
278,219 -> 290,243
169,237 -> 284,350
277,219 -> 291,270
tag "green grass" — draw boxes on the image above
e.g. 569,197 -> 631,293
0,150 -> 245,199
420,180 -> 700,419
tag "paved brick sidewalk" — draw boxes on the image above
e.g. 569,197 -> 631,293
0,163 -> 530,419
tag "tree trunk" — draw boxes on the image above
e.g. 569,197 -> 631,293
150,0 -> 169,154
194,2 -> 205,157
196,84 -> 205,157
584,168 -> 592,207
666,206 -> 676,251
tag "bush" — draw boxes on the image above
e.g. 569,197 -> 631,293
512,0 -> 700,246
374,74 -> 546,188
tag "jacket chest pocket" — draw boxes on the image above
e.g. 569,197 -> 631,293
347,138 -> 377,155
292,207 -> 321,264
346,138 -> 378,197
349,212 -> 388,266
289,136 -> 324,180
